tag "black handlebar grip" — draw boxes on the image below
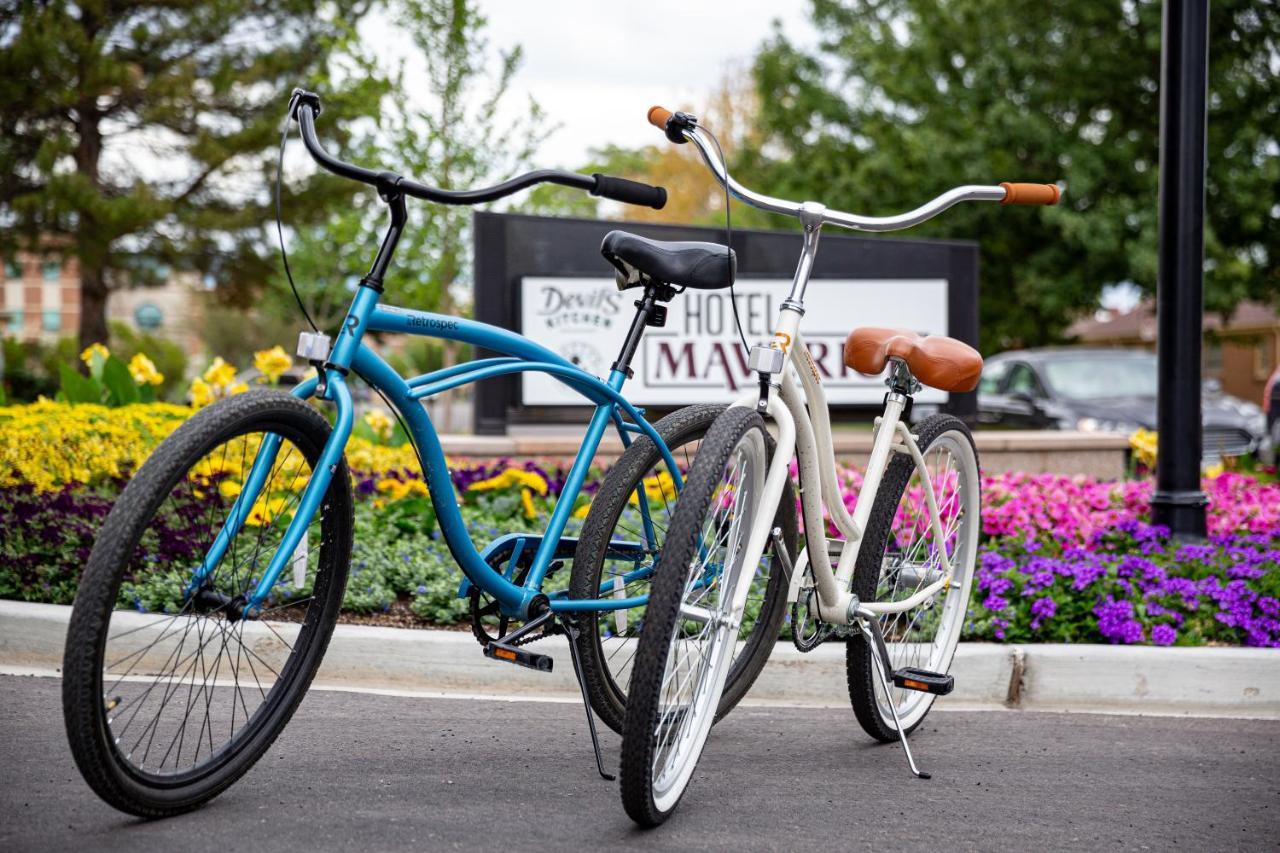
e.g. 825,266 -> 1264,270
591,174 -> 668,210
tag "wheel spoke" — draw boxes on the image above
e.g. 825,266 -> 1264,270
96,425 -> 338,782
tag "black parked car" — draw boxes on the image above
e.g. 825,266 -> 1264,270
977,348 -> 1269,459
1263,365 -> 1280,465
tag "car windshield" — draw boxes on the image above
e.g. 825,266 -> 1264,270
1042,355 -> 1158,400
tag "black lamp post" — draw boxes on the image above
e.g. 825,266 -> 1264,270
1150,0 -> 1209,538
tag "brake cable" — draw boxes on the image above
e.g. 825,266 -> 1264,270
699,124 -> 750,354
276,101 -> 320,335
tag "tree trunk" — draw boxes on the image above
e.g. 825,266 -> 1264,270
74,46 -> 108,352
78,260 -> 110,352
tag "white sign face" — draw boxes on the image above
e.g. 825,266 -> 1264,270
519,277 -> 950,406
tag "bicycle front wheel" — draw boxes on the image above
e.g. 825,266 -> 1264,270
620,406 -> 773,826
846,413 -> 979,741
62,391 -> 353,817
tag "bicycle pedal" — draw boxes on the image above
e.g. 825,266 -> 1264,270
892,667 -> 954,695
484,642 -> 553,673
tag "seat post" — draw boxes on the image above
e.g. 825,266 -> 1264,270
611,282 -> 675,379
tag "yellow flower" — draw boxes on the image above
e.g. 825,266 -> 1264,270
190,455 -> 244,481
376,477 -> 411,501
572,500 -> 592,519
203,357 -> 237,389
0,400 -> 190,491
190,377 -> 214,408
79,343 -> 110,366
629,471 -> 677,506
364,410 -> 394,443
253,345 -> 293,384
520,487 -> 537,520
218,480 -> 242,499
644,471 -> 676,502
1128,428 -> 1158,469
228,381 -> 249,396
1203,461 -> 1224,478
246,496 -> 290,527
513,470 -> 549,496
467,468 -> 549,496
374,476 -> 427,503
127,353 -> 164,386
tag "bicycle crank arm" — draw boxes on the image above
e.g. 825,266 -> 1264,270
483,611 -> 557,671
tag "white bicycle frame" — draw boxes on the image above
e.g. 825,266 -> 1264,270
673,122 -> 1009,627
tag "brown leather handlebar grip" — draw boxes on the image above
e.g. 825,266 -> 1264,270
648,106 -> 673,130
1000,182 -> 1061,205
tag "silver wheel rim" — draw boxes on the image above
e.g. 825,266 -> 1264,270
99,431 -> 326,781
651,428 -> 765,812
871,430 -> 978,731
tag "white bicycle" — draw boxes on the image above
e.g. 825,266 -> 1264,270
619,106 -> 1062,826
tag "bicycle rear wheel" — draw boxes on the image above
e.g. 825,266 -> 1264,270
846,413 -> 979,740
62,391 -> 352,816
570,404 -> 795,734
620,406 -> 772,826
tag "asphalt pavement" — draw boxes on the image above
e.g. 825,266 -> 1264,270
2,673 -> 1277,851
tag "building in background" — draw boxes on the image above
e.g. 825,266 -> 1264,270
105,271 -> 205,357
2,251 -> 204,356
2,252 -> 80,341
1069,300 -> 1280,404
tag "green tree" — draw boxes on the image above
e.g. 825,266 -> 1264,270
277,0 -> 561,429
741,0 -> 1278,352
0,0 -> 387,352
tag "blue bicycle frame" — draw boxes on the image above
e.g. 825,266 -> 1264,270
189,287 -> 684,623
187,91 -> 685,624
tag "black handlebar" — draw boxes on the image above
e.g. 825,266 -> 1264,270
290,89 -> 667,210
590,174 -> 667,209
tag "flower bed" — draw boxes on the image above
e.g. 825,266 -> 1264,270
971,472 -> 1279,646
2,401 -> 1277,646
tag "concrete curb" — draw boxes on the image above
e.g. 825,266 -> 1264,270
3,599 -> 1276,717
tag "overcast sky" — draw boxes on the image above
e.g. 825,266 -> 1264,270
363,0 -> 817,167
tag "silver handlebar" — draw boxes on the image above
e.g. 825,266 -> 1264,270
682,126 -> 1006,232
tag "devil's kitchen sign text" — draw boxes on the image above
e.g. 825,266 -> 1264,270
519,277 -> 949,406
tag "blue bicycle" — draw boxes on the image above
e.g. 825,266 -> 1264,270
61,90 -> 796,817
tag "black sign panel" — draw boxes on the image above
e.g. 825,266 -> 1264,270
473,212 -> 978,434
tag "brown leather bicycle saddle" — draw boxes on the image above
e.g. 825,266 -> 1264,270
844,327 -> 983,393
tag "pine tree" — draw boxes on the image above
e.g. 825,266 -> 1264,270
0,0 -> 387,350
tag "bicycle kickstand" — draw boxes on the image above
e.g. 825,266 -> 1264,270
560,616 -> 616,782
857,607 -> 931,780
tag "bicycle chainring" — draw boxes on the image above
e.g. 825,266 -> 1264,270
468,559 -> 568,647
791,592 -> 833,652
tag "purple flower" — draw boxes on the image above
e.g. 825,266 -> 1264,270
1151,624 -> 1177,646
1095,597 -> 1145,644
1029,596 -> 1057,631
982,594 -> 1009,613
1175,544 -> 1217,564
1031,597 -> 1057,620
